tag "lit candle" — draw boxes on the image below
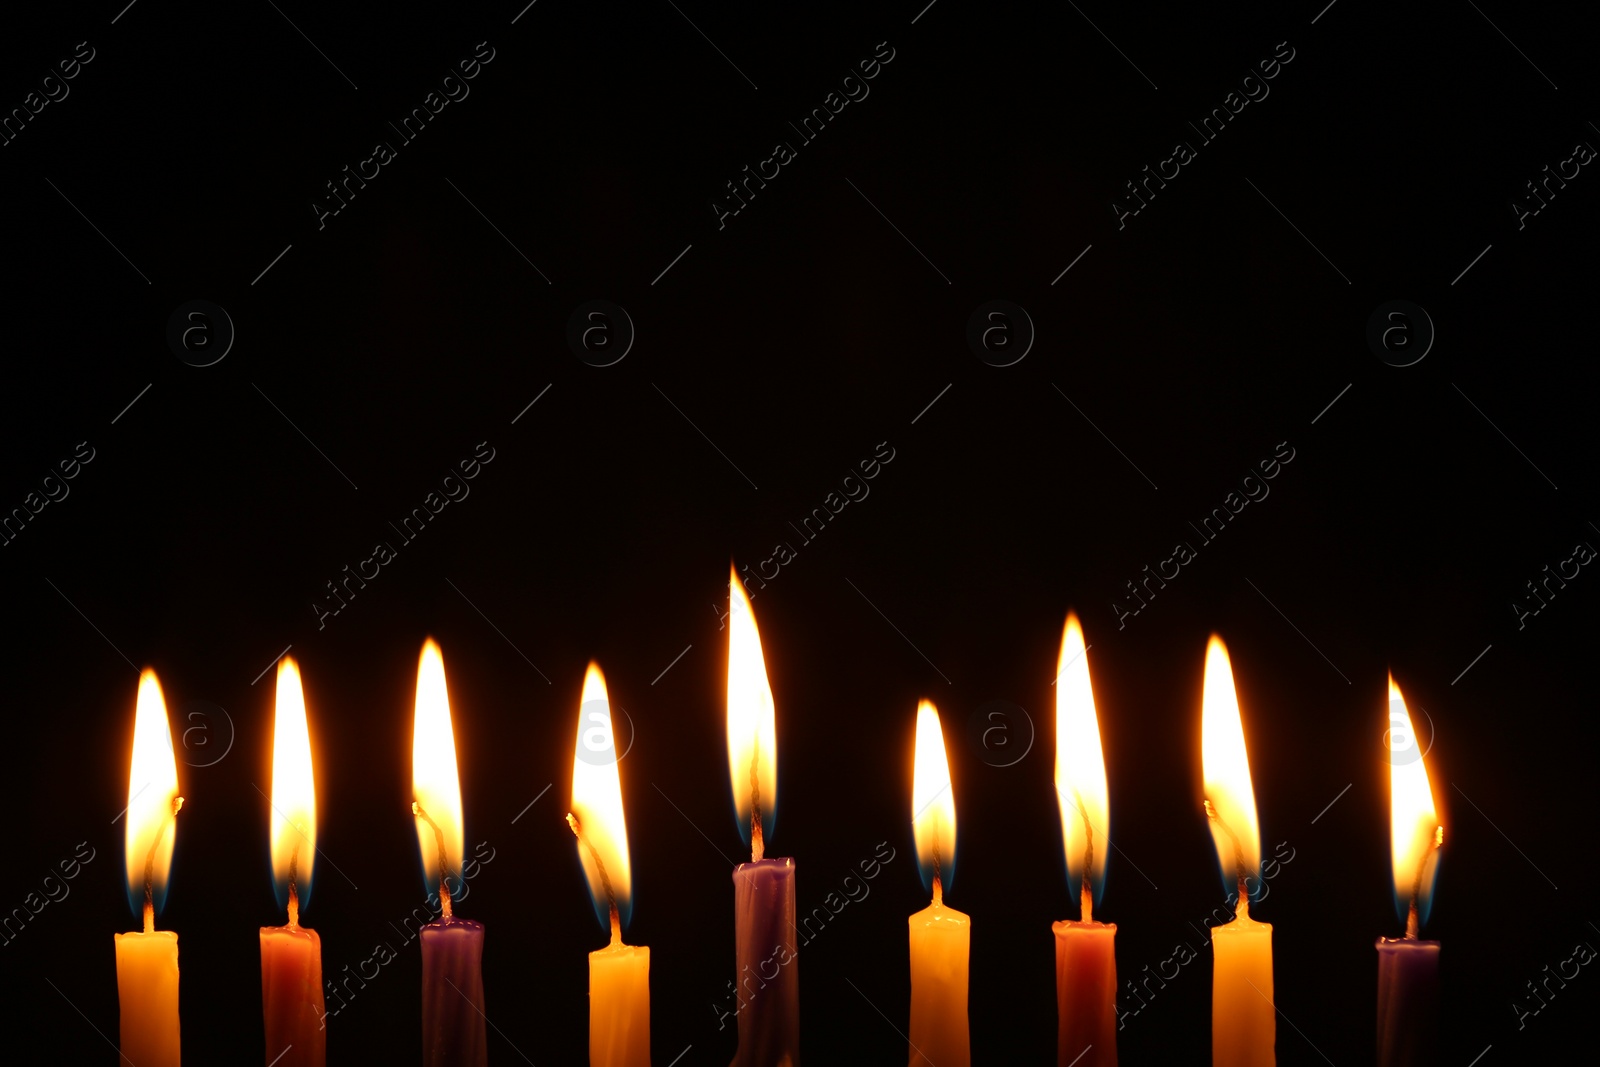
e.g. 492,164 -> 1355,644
1052,613 -> 1117,1067
725,565 -> 799,1067
411,638 -> 487,1067
1376,677 -> 1442,1067
260,657 -> 326,1067
116,669 -> 184,1067
567,662 -> 651,1067
1201,636 -> 1274,1067
908,700 -> 969,1067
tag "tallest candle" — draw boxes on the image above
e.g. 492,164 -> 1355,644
725,566 -> 799,1067
1052,613 -> 1117,1067
1201,637 -> 1274,1067
117,669 -> 184,1067
1376,677 -> 1443,1067
260,656 -> 326,1067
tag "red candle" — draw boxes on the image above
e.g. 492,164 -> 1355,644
412,639 -> 488,1067
1051,613 -> 1117,1067
260,657 -> 326,1067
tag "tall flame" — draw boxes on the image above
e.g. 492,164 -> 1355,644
1201,636 -> 1262,898
125,669 -> 181,917
269,656 -> 317,916
1388,676 -> 1442,929
911,700 -> 957,897
412,639 -> 464,899
726,565 -> 777,856
1055,613 -> 1109,910
570,663 -> 634,931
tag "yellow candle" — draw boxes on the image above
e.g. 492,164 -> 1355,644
908,701 -> 969,1067
118,669 -> 183,1067
1053,613 -> 1117,1066
1201,636 -> 1274,1067
569,663 -> 650,1067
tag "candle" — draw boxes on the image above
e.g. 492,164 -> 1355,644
411,639 -> 488,1067
1376,677 -> 1443,1067
567,662 -> 650,1067
117,669 -> 184,1067
1200,636 -> 1274,1067
260,657 -> 326,1067
725,566 -> 799,1067
1051,613 -> 1117,1067
908,700 -> 969,1067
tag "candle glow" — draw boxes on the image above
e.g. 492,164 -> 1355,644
1387,677 -> 1443,930
125,669 -> 181,917
911,700 -> 956,896
1055,613 -> 1109,912
570,663 -> 634,931
1201,635 -> 1262,892
270,657 -> 317,915
725,565 -> 777,857
412,638 -> 465,899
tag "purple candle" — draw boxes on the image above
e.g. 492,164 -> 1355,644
725,567 -> 800,1066
1378,678 -> 1443,1067
411,639 -> 489,1067
422,915 -> 488,1067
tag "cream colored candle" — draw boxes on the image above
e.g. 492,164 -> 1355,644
908,701 -> 969,1067
1201,637 -> 1274,1067
118,669 -> 184,1067
1053,613 -> 1117,1066
569,663 -> 650,1067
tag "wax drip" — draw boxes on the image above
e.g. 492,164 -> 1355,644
749,743 -> 764,863
142,795 -> 184,934
1204,798 -> 1251,920
567,812 -> 623,946
413,801 -> 453,919
1406,824 -> 1444,940
1076,789 -> 1095,923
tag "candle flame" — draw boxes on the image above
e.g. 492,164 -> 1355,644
725,565 -> 777,856
1055,612 -> 1109,912
1388,676 -> 1442,929
911,700 -> 957,897
269,657 -> 317,918
411,639 -> 464,900
125,669 -> 181,918
1201,636 -> 1262,899
569,663 -> 634,932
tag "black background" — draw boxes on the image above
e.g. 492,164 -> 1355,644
1,0 -> 1596,1063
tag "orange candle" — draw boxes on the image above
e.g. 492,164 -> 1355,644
116,669 -> 184,1067
1052,613 -> 1117,1066
908,700 -> 969,1067
260,657 -> 326,1067
567,663 -> 650,1067
1201,637 -> 1274,1067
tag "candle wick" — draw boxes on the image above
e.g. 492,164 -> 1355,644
1205,798 -> 1250,902
288,842 -> 301,928
931,840 -> 944,905
1075,789 -> 1095,922
749,745 -> 764,863
931,874 -> 943,907
1405,824 -> 1442,939
413,801 -> 453,920
567,812 -> 622,940
141,794 -> 183,933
